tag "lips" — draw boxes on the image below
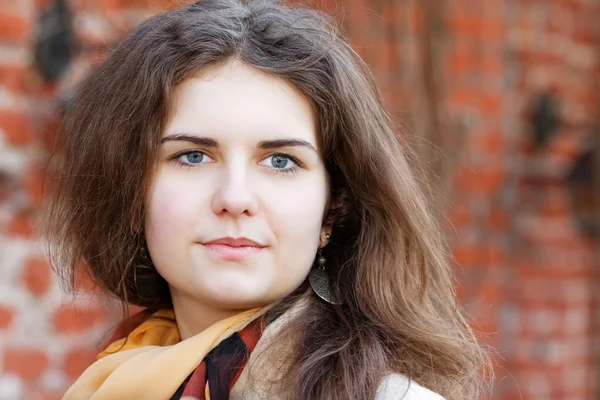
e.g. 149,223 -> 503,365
201,237 -> 265,261
203,237 -> 264,247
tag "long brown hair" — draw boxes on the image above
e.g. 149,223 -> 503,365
45,0 -> 490,398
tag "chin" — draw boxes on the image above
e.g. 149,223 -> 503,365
200,276 -> 266,302
206,288 -> 271,309
205,281 -> 295,310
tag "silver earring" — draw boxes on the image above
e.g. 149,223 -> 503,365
309,248 -> 343,305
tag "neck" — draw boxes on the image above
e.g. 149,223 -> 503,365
169,288 -> 251,340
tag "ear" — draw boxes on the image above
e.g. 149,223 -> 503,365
320,199 -> 343,248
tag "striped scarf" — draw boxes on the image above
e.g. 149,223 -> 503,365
63,306 -> 270,400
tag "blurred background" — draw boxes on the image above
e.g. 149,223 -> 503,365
0,0 -> 598,399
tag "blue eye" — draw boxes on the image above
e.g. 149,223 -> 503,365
174,151 -> 212,167
183,151 -> 204,164
271,155 -> 289,168
260,153 -> 300,175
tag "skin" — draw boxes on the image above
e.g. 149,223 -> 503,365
145,59 -> 332,339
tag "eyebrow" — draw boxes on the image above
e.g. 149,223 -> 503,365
161,134 -> 318,153
257,138 -> 317,153
160,135 -> 218,147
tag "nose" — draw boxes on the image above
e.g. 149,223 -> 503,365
210,162 -> 259,218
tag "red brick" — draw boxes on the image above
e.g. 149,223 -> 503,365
480,93 -> 502,116
0,110 -> 33,146
447,205 -> 470,228
452,242 -> 481,267
63,347 -> 97,379
40,115 -> 61,152
481,133 -> 503,153
480,20 -> 504,41
18,69 -> 58,98
23,256 -> 53,297
412,4 -> 425,33
379,41 -> 395,69
0,11 -> 30,43
25,166 -> 44,206
8,212 -> 35,238
0,305 -> 15,330
449,16 -> 503,40
470,305 -> 500,334
483,243 -> 505,265
3,347 -> 49,381
0,65 -> 28,93
480,282 -> 505,303
448,89 -> 478,106
449,48 -> 477,74
481,55 -> 502,75
456,166 -> 505,194
52,304 -> 107,334
488,209 -> 508,229
481,168 -> 505,194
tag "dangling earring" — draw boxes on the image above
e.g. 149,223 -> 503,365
309,234 -> 343,305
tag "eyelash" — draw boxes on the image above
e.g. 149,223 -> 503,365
171,150 -> 302,175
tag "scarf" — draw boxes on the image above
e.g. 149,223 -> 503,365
62,305 -> 271,400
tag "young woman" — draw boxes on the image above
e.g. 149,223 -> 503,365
46,1 -> 489,399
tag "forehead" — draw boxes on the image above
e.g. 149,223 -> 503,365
165,60 -> 318,145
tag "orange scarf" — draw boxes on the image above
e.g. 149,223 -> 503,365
62,306 -> 270,400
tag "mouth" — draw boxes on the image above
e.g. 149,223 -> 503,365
200,237 -> 266,261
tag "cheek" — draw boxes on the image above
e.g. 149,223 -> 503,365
270,189 -> 326,291
267,177 -> 328,246
145,172 -> 202,246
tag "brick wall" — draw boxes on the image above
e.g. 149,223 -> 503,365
0,1 -> 597,399
503,1 -> 598,398
0,2 -> 171,399
342,1 -> 599,399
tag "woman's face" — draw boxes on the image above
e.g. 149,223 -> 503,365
145,60 -> 330,312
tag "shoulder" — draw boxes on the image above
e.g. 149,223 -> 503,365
376,373 -> 446,400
